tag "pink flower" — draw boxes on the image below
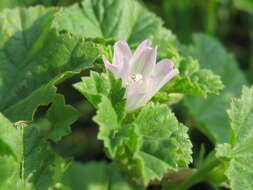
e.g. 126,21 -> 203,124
102,40 -> 179,112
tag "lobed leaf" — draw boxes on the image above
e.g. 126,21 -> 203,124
216,86 -> 253,190
124,103 -> 192,185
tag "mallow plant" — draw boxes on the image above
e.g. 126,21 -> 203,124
0,0 -> 252,190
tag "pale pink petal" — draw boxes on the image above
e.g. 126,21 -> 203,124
102,56 -> 120,76
118,59 -> 130,85
146,59 -> 179,98
133,40 -> 152,58
130,47 -> 157,77
125,82 -> 147,112
113,41 -> 132,65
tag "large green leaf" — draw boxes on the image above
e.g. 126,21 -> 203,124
52,0 -> 175,57
0,6 -> 99,122
180,34 -> 247,143
61,162 -> 142,190
0,113 -> 68,190
216,86 -> 253,190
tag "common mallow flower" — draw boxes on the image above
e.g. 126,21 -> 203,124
102,40 -> 179,112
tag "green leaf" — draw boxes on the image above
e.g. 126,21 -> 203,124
0,6 -> 99,122
125,103 -> 192,185
0,113 -> 69,190
216,86 -> 253,190
74,71 -> 126,122
165,55 -> 224,97
52,0 -> 175,57
74,71 -> 126,157
60,162 -> 142,190
180,34 -> 247,143
44,95 -> 79,142
94,96 -> 120,157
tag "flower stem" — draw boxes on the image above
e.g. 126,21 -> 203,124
176,153 -> 220,190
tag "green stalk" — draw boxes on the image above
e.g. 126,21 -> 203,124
176,153 -> 220,190
206,0 -> 217,35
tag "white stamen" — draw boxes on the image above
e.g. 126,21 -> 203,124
127,74 -> 143,85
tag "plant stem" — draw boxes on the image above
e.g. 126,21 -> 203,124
206,0 -> 217,35
176,154 -> 220,190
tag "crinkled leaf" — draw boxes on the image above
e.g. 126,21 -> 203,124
93,96 -> 120,157
216,86 -> 253,190
180,34 -> 247,143
52,0 -> 175,57
74,72 -> 126,157
74,71 -> 126,122
0,6 -> 99,122
165,55 -> 224,97
60,161 -> 143,190
125,103 -> 192,185
0,113 -> 68,190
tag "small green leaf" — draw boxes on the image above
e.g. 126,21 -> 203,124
74,71 -> 126,157
93,96 -> 120,157
164,49 -> 224,97
74,71 -> 126,122
216,86 -> 253,190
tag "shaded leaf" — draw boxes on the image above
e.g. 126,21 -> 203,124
0,6 -> 99,122
0,113 -> 69,190
61,162 -> 142,190
52,0 -> 175,57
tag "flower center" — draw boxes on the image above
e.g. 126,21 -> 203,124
127,74 -> 143,85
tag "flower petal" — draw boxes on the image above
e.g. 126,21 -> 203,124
133,40 -> 152,57
146,59 -> 179,98
130,47 -> 157,77
125,82 -> 146,112
102,56 -> 121,76
113,40 -> 132,65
